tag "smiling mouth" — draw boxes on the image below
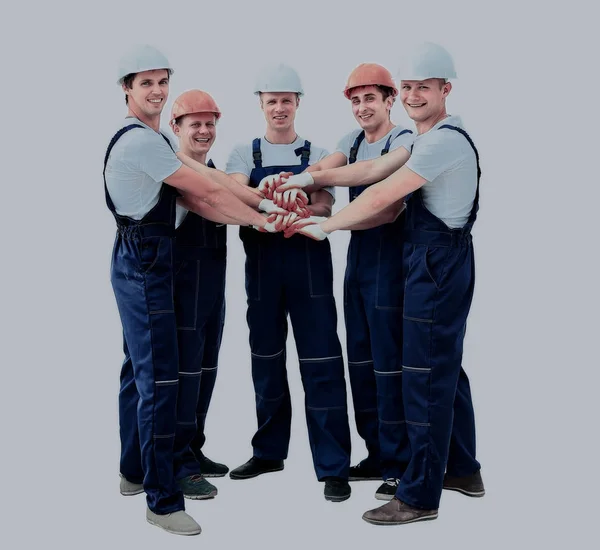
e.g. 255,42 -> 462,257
407,103 -> 426,108
359,114 -> 373,120
273,115 -> 287,120
194,138 -> 210,143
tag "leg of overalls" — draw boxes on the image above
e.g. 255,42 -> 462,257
344,238 -> 380,468
111,234 -> 184,514
119,337 -> 143,483
363,233 -> 409,481
396,243 -> 475,510
192,251 -> 227,453
243,236 -> 292,460
287,237 -> 351,480
172,258 -> 207,480
445,261 -> 481,477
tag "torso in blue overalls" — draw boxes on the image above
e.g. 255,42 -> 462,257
239,137 -> 351,481
397,123 -> 482,510
104,123 -> 184,514
344,128 -> 413,481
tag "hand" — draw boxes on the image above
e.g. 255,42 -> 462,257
272,188 -> 309,210
283,216 -> 328,240
252,213 -> 280,233
257,171 -> 294,197
258,198 -> 288,215
275,172 -> 314,192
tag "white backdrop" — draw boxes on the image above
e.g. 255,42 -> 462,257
2,0 -> 598,549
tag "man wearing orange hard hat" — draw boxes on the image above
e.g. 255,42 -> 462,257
167,90 -> 230,500
278,63 -> 415,500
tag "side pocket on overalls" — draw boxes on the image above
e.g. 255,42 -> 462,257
424,246 -> 451,290
140,236 -> 163,274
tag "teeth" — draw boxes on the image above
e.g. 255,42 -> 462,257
148,99 -> 162,103
195,139 -> 209,142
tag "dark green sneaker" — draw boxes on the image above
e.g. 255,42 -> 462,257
178,474 -> 217,500
196,452 -> 229,478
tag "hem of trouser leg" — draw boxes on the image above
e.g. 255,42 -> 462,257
395,489 -> 439,511
148,502 -> 186,515
252,451 -> 287,461
121,473 -> 144,485
445,466 -> 481,478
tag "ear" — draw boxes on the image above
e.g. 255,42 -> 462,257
121,83 -> 130,97
443,81 -> 452,97
296,96 -> 300,108
171,121 -> 180,136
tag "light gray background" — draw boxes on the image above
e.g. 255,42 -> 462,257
2,0 -> 598,548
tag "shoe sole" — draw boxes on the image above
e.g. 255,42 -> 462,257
362,512 -> 438,526
146,517 -> 201,536
349,476 -> 381,482
183,490 -> 217,500
120,488 -> 144,496
443,486 -> 485,497
202,472 -> 228,478
375,493 -> 395,501
229,466 -> 284,480
325,493 -> 351,502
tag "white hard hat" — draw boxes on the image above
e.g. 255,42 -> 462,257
117,45 -> 174,85
398,42 -> 457,81
254,64 -> 304,96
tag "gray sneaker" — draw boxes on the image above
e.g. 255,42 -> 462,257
146,509 -> 201,536
443,470 -> 485,497
362,498 -> 438,525
119,475 -> 144,496
178,474 -> 218,500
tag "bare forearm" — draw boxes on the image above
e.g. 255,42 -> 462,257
344,200 -> 404,230
205,187 -> 267,227
178,196 -> 240,225
177,152 -> 263,208
307,190 -> 333,218
311,148 -> 410,189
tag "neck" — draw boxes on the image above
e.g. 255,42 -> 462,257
127,105 -> 161,132
264,126 -> 298,144
181,148 -> 207,165
364,120 -> 395,144
416,108 -> 449,135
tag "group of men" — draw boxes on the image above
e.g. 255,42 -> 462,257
103,42 -> 484,536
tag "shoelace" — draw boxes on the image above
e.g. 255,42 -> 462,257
385,478 -> 400,487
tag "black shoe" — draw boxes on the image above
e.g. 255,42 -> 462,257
324,477 -> 351,502
229,457 -> 284,480
375,478 -> 399,501
195,451 -> 229,478
443,470 -> 485,497
348,459 -> 381,481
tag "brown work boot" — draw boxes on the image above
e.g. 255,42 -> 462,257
443,470 -> 485,497
362,498 -> 438,525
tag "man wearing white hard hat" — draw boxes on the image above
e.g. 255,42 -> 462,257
104,45 -> 277,535
225,64 -> 353,502
288,63 -> 414,498
280,43 -> 484,524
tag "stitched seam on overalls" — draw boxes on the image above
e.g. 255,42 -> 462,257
299,355 -> 342,362
144,237 -> 162,274
374,369 -> 403,375
404,315 -> 433,323
155,379 -> 178,386
348,359 -> 374,365
402,366 -> 431,372
406,420 -> 430,427
150,310 -> 174,315
153,433 -> 176,439
179,371 -> 201,376
380,419 -> 406,425
251,349 -> 284,359
202,366 -> 218,371
355,407 -> 377,413
306,405 -> 347,411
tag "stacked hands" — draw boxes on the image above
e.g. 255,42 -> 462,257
255,172 -> 328,241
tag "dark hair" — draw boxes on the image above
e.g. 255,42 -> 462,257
122,73 -> 136,105
375,85 -> 396,101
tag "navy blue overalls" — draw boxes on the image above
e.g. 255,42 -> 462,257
395,124 -> 481,510
345,129 -> 413,481
239,138 -> 352,480
104,124 -> 184,514
172,160 -> 227,480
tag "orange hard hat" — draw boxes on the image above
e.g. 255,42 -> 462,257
171,90 -> 221,123
343,63 -> 398,99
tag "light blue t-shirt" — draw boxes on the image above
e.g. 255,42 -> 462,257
335,125 -> 414,162
104,117 -> 182,220
225,136 -> 335,199
405,115 -> 478,229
